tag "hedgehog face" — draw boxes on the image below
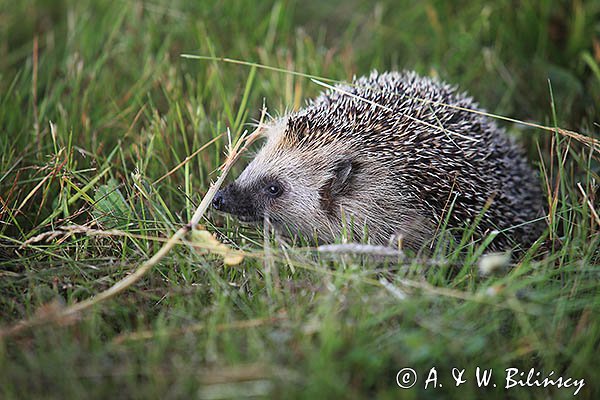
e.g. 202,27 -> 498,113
212,122 -> 358,242
212,153 -> 333,240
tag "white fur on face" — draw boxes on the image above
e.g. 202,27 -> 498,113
235,123 -> 335,240
234,118 -> 432,246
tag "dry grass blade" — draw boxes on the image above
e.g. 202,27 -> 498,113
311,78 -> 482,143
577,182 -> 600,228
153,133 -> 223,185
181,54 -> 339,83
185,55 -> 599,153
0,107 -> 268,339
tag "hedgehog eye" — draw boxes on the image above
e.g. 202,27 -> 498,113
265,183 -> 282,198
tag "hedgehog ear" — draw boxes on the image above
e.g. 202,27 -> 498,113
320,159 -> 355,212
330,159 -> 354,196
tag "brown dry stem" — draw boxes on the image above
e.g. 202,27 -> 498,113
0,107 -> 268,339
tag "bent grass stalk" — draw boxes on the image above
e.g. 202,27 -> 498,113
0,107 -> 268,339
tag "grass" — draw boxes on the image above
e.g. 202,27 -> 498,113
1,0 -> 599,398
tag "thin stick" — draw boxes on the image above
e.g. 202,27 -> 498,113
0,107 -> 268,339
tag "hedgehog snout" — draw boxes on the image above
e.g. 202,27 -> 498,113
212,190 -> 225,211
213,186 -> 235,213
213,183 -> 261,222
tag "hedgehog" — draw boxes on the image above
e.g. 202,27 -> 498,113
212,71 -> 544,251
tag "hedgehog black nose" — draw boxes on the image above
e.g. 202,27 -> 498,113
212,191 -> 224,210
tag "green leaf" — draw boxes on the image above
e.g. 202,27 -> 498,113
92,178 -> 131,228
